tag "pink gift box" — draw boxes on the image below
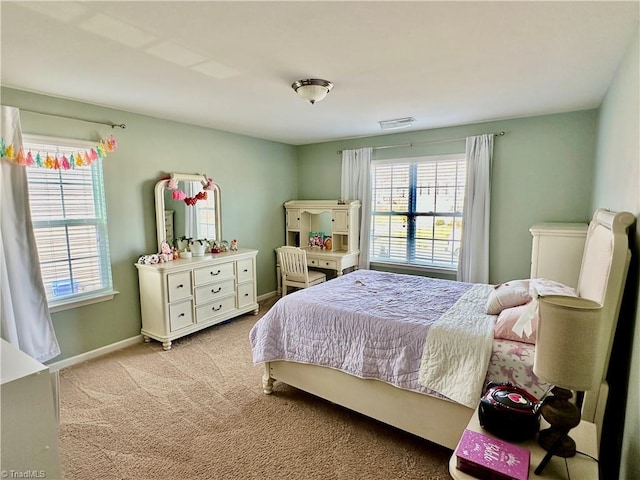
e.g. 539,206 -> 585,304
455,429 -> 530,480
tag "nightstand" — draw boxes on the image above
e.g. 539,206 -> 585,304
449,407 -> 599,479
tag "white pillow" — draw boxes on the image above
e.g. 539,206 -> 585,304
486,280 -> 532,315
530,278 -> 577,297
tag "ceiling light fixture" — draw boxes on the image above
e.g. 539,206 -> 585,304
379,117 -> 416,131
291,79 -> 334,104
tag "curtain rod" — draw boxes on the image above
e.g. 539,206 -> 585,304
336,131 -> 505,154
13,107 -> 126,129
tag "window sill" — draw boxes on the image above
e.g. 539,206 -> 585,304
48,290 -> 119,313
370,261 -> 457,279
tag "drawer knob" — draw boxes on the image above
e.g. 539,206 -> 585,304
244,293 -> 249,297
211,270 -> 221,276
211,287 -> 222,294
178,313 -> 185,317
243,269 -> 248,273
177,284 -> 184,288
212,304 -> 222,312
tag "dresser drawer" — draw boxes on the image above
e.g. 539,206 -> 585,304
237,282 -> 255,309
169,300 -> 194,331
195,296 -> 236,323
237,259 -> 254,283
167,271 -> 192,302
194,279 -> 235,305
194,262 -> 234,285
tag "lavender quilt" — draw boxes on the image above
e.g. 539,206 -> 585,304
249,269 -> 495,407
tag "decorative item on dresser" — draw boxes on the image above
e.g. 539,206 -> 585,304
278,199 -> 360,295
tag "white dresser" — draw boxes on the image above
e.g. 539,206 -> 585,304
1,339 -> 61,478
530,223 -> 588,289
135,248 -> 259,350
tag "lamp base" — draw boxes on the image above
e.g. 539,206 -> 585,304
538,427 -> 576,458
534,386 -> 582,475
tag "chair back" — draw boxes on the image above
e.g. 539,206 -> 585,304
278,246 -> 309,282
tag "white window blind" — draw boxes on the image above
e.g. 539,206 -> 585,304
24,136 -> 113,305
370,154 -> 466,270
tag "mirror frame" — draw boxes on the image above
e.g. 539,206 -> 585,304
154,172 -> 222,252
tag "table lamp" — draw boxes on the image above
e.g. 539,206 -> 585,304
533,294 -> 603,475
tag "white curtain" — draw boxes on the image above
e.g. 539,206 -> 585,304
457,134 -> 494,284
341,147 -> 372,269
1,106 -> 60,362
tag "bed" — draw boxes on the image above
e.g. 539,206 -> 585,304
250,208 -> 634,449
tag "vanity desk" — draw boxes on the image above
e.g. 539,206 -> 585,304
136,172 -> 259,350
278,200 -> 360,295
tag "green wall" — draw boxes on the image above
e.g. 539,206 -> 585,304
297,110 -> 598,284
591,27 -> 640,480
1,87 -> 298,361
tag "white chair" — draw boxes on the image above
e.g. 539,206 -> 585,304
278,246 -> 326,296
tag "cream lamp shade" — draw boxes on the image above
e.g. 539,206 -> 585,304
533,295 -> 603,392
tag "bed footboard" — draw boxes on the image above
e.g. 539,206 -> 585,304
262,359 -> 473,450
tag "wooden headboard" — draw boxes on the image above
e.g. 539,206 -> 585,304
576,208 -> 634,429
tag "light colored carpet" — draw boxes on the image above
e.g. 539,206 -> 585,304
59,297 -> 453,479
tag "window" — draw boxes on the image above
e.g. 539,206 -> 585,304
24,135 -> 114,309
370,154 -> 466,270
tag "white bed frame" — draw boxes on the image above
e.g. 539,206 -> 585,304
261,209 -> 634,450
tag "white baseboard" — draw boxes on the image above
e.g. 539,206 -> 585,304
257,290 -> 278,302
46,335 -> 143,372
46,294 -> 277,371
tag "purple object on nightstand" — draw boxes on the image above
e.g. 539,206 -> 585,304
455,429 -> 530,480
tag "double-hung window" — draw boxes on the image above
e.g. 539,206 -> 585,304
23,135 -> 114,310
370,153 -> 466,270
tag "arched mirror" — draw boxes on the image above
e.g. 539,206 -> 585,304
154,173 -> 222,252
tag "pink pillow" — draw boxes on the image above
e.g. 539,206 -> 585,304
486,280 -> 532,315
493,280 -> 579,344
494,304 -> 537,344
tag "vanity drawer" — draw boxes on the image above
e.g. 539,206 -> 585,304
237,282 -> 255,309
308,258 -> 337,270
169,300 -> 194,331
237,259 -> 254,283
167,271 -> 192,302
196,296 -> 236,323
194,279 -> 235,305
194,262 -> 234,285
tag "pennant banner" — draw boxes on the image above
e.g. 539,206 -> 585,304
0,135 -> 117,169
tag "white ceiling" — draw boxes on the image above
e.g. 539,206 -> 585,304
1,1 -> 638,146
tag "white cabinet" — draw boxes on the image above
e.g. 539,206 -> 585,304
135,248 -> 259,350
530,223 -> 588,289
1,339 -> 61,478
286,208 -> 301,230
